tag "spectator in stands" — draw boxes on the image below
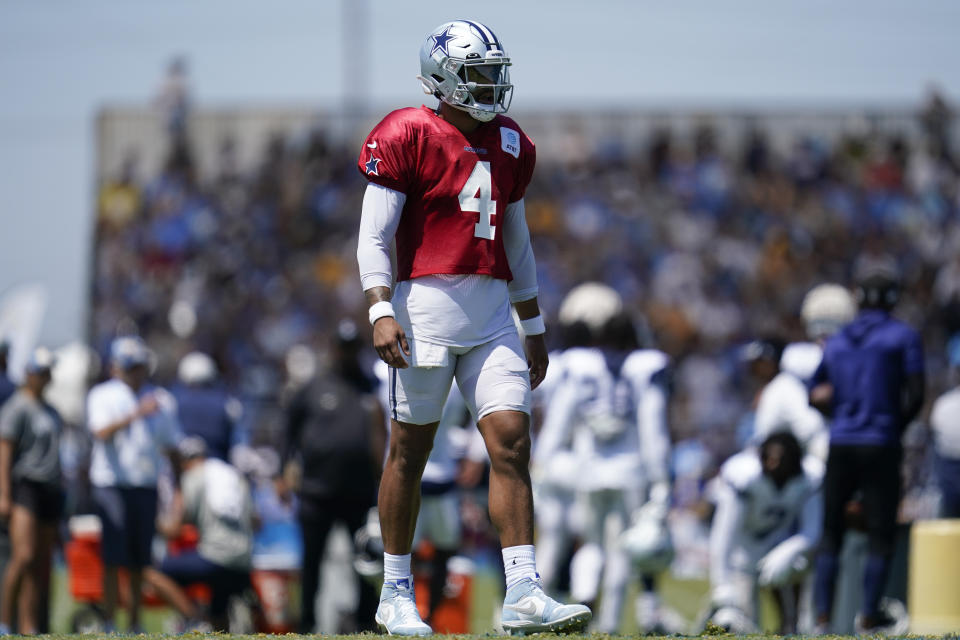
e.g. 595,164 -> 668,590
173,351 -> 245,461
86,336 -> 182,632
0,340 -> 14,408
0,348 -> 61,635
88,91 -> 960,575
284,320 -> 384,633
810,257 -> 924,635
158,436 -> 253,630
930,336 -> 960,518
97,152 -> 141,232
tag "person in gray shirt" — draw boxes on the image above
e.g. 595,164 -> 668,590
158,436 -> 253,630
0,348 -> 62,635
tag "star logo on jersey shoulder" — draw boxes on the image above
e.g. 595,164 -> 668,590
430,25 -> 455,56
365,154 -> 381,176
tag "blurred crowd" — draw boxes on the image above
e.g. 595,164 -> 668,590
0,74 -> 957,632
92,86 -> 960,464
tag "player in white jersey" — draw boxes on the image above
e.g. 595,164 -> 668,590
531,283 -> 624,597
529,345 -> 580,594
530,302 -> 599,594
536,310 -> 672,633
752,284 -> 856,461
707,431 -> 824,633
531,283 -> 624,595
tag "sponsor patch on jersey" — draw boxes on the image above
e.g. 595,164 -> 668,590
500,127 -> 520,158
464,145 -> 488,154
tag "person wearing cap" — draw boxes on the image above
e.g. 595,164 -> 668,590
809,257 -> 924,635
0,340 -> 15,408
172,352 -> 244,462
157,436 -> 253,630
930,336 -> 960,518
85,336 -> 182,632
0,347 -> 62,634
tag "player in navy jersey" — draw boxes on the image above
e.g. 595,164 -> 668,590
356,20 -> 590,636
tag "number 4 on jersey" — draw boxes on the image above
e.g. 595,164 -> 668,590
458,161 -> 496,240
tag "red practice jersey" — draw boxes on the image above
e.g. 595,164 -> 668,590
357,106 -> 536,282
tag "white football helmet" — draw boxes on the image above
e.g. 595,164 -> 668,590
801,283 -> 855,340
620,499 -> 674,573
558,282 -> 624,333
418,20 -> 513,122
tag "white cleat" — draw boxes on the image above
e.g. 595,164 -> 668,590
853,597 -> 909,636
375,576 -> 433,636
501,577 -> 592,635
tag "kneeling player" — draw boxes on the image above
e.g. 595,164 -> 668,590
707,432 -> 823,633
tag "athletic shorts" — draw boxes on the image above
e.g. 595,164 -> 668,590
12,479 -> 63,524
93,485 -> 158,568
386,331 -> 531,425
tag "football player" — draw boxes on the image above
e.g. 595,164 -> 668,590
536,286 -> 673,634
356,20 -> 590,635
530,283 -> 620,595
751,284 -> 856,461
707,431 -> 823,633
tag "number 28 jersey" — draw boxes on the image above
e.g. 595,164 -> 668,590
357,106 -> 536,282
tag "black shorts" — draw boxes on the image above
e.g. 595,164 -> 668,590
12,479 -> 63,524
92,486 -> 158,568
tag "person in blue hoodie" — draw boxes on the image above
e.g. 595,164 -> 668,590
808,257 -> 924,635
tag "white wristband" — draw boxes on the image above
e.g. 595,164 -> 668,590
519,315 -> 546,336
368,301 -> 395,326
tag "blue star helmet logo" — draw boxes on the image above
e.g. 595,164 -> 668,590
365,154 -> 381,176
430,25 -> 455,57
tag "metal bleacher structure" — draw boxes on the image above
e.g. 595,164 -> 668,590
96,103 -> 931,183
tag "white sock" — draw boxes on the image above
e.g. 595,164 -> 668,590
503,544 -> 538,589
384,552 -> 412,582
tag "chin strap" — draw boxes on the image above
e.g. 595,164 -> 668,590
416,75 -> 441,99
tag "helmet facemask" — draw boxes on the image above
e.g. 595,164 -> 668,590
419,21 -> 514,122
447,57 -> 513,121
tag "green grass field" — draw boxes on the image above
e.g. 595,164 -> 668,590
45,565 -> 712,635
42,566 -> 946,638
40,567 -> 809,637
